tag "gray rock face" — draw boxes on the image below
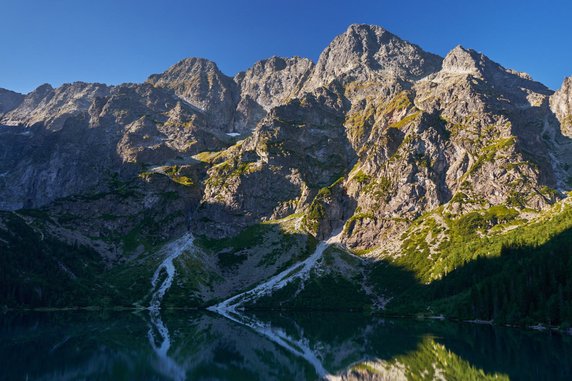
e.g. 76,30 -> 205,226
335,45 -> 564,250
147,58 -> 239,131
0,88 -> 24,113
437,45 -> 552,110
233,56 -> 314,132
193,86 -> 353,237
415,45 -> 565,190
551,77 -> 572,136
2,82 -> 111,130
192,31 -> 571,251
0,41 -> 333,209
0,82 -> 221,209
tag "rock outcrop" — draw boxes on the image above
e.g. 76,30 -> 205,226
304,24 -> 442,91
147,58 -> 239,132
233,56 -> 314,132
551,76 -> 572,136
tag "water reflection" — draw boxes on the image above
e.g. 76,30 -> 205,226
220,310 -> 328,378
147,309 -> 186,381
1,310 -> 571,380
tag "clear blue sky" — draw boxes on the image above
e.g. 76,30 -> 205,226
1,0 -> 571,93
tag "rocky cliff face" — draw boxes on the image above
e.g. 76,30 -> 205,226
0,80 -> 225,209
2,82 -> 111,130
147,58 -> 239,131
233,56 -> 314,132
338,43 -> 562,250
551,76 -> 572,136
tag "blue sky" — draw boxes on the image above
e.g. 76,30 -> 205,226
1,0 -> 571,93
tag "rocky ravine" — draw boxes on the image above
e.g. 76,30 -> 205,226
1,24 -> 572,316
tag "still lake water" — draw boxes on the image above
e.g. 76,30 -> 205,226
1,310 -> 571,380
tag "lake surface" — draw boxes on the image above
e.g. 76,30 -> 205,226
1,310 -> 571,380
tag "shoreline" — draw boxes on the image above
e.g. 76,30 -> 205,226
2,305 -> 571,336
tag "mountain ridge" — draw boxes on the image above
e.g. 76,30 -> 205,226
1,24 -> 572,328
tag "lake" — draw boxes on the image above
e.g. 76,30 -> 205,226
1,310 -> 571,380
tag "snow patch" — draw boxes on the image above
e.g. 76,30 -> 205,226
145,230 -> 195,379
207,229 -> 347,378
148,232 -> 195,312
209,229 -> 344,314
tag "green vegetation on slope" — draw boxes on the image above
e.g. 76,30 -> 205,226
246,246 -> 371,311
0,212 -> 106,308
375,201 -> 572,327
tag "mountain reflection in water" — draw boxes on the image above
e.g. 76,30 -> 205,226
1,311 -> 571,380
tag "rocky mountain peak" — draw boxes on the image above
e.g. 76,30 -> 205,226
232,56 -> 314,132
305,24 -> 442,90
35,83 -> 55,92
147,57 -> 222,84
26,83 -> 55,102
424,44 -> 552,115
242,56 -> 310,73
1,82 -> 111,130
441,45 -> 548,91
26,83 -> 55,101
147,57 -> 238,131
441,45 -> 486,75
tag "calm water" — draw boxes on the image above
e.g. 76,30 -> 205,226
1,310 -> 571,380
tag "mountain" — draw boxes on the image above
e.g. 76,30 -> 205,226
1,24 -> 571,328
305,24 -> 442,90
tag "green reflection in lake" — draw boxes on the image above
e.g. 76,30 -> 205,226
0,311 -> 571,380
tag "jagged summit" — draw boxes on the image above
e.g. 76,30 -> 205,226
233,56 -> 314,131
239,56 -> 311,72
442,45 -> 549,89
441,45 -> 486,75
147,57 -> 226,83
147,57 -> 238,130
414,43 -> 553,116
304,23 -> 442,90
442,45 -> 538,83
33,83 -> 55,92
2,82 -> 111,130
